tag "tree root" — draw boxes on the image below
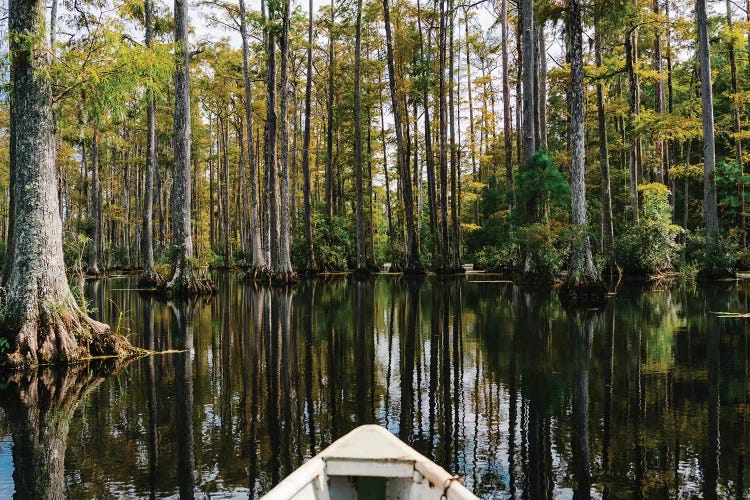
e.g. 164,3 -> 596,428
559,278 -> 608,309
1,306 -> 141,370
242,265 -> 273,282
271,270 -> 299,285
137,271 -> 166,290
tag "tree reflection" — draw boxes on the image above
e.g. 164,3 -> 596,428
0,360 -> 128,499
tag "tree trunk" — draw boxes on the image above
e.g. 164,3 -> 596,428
625,25 -> 642,223
301,0 -> 316,273
595,18 -> 615,276
1,0 -> 132,366
654,0 -> 666,183
383,0 -> 422,273
438,0 -> 450,270
564,0 -> 602,295
167,0 -> 214,295
325,0 -> 335,219
265,13 -> 280,271
501,0 -> 514,208
353,0 -> 367,275
697,0 -> 719,238
448,0 -> 460,270
727,0 -> 745,244
521,0 -> 536,227
88,126 -> 102,275
276,0 -> 295,282
418,3 -> 439,262
239,0 -> 267,275
537,24 -> 547,149
379,89 -> 394,246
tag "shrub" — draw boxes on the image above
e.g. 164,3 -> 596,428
688,233 -> 739,278
616,183 -> 683,276
517,222 -> 570,281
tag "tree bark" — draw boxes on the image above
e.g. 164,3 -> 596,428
276,0 -> 295,282
727,0 -> 745,244
383,0 -> 422,273
565,0 -> 601,292
265,9 -> 280,272
521,0 -> 536,228
166,0 -> 214,295
501,0 -> 514,208
325,0 -> 335,219
301,0 -> 316,272
697,0 -> 719,238
2,0 -> 132,366
353,0 -> 367,275
595,18 -> 615,276
239,0 -> 268,275
88,126 -> 102,275
625,25 -> 642,222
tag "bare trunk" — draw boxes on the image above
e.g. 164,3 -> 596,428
88,127 -> 102,275
595,19 -> 615,275
383,0 -> 422,273
697,0 -> 719,238
301,0 -> 316,272
325,0 -> 335,219
501,0 -> 514,207
265,21 -> 280,271
448,0 -> 460,270
353,0 -> 367,274
626,26 -> 642,222
239,0 -> 267,273
521,0 -> 536,226
727,0 -> 745,244
438,0 -> 450,269
167,0 -> 214,295
566,0 -> 600,288
277,0 -> 295,281
418,5 -> 439,262
2,0 -> 131,366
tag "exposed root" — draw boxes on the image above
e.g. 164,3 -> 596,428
271,270 -> 299,285
242,265 -> 273,282
160,276 -> 217,297
1,305 -> 140,370
137,270 -> 166,290
559,278 -> 608,309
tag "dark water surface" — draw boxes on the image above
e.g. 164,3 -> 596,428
0,274 -> 749,498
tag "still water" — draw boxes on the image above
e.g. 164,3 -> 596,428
0,274 -> 748,498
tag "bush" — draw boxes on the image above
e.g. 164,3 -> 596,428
687,233 -> 739,278
474,242 -> 516,272
292,212 -> 354,272
616,183 -> 683,276
517,222 -> 570,281
109,246 -> 130,268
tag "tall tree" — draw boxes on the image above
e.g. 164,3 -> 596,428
277,0 -> 296,282
166,0 -> 215,294
564,0 -> 601,294
353,0 -> 367,275
595,15 -> 615,276
697,0 -> 718,238
1,0 -> 132,366
301,0 -> 316,272
239,0 -> 268,276
383,0 -> 422,273
138,0 -> 164,288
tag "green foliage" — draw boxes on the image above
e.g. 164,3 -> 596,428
474,243 -> 516,273
517,223 -> 570,281
292,213 -> 354,272
109,247 -> 130,269
687,233 -> 739,278
0,337 -> 10,354
512,149 -> 570,224
616,183 -> 684,275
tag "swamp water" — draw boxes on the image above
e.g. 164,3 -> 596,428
0,274 -> 748,498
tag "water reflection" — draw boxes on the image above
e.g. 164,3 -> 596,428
0,276 -> 748,498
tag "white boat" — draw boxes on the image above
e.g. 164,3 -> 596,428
262,425 -> 478,500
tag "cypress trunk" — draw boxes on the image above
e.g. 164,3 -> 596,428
697,0 -> 719,238
1,0 -> 133,366
166,0 -> 215,295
